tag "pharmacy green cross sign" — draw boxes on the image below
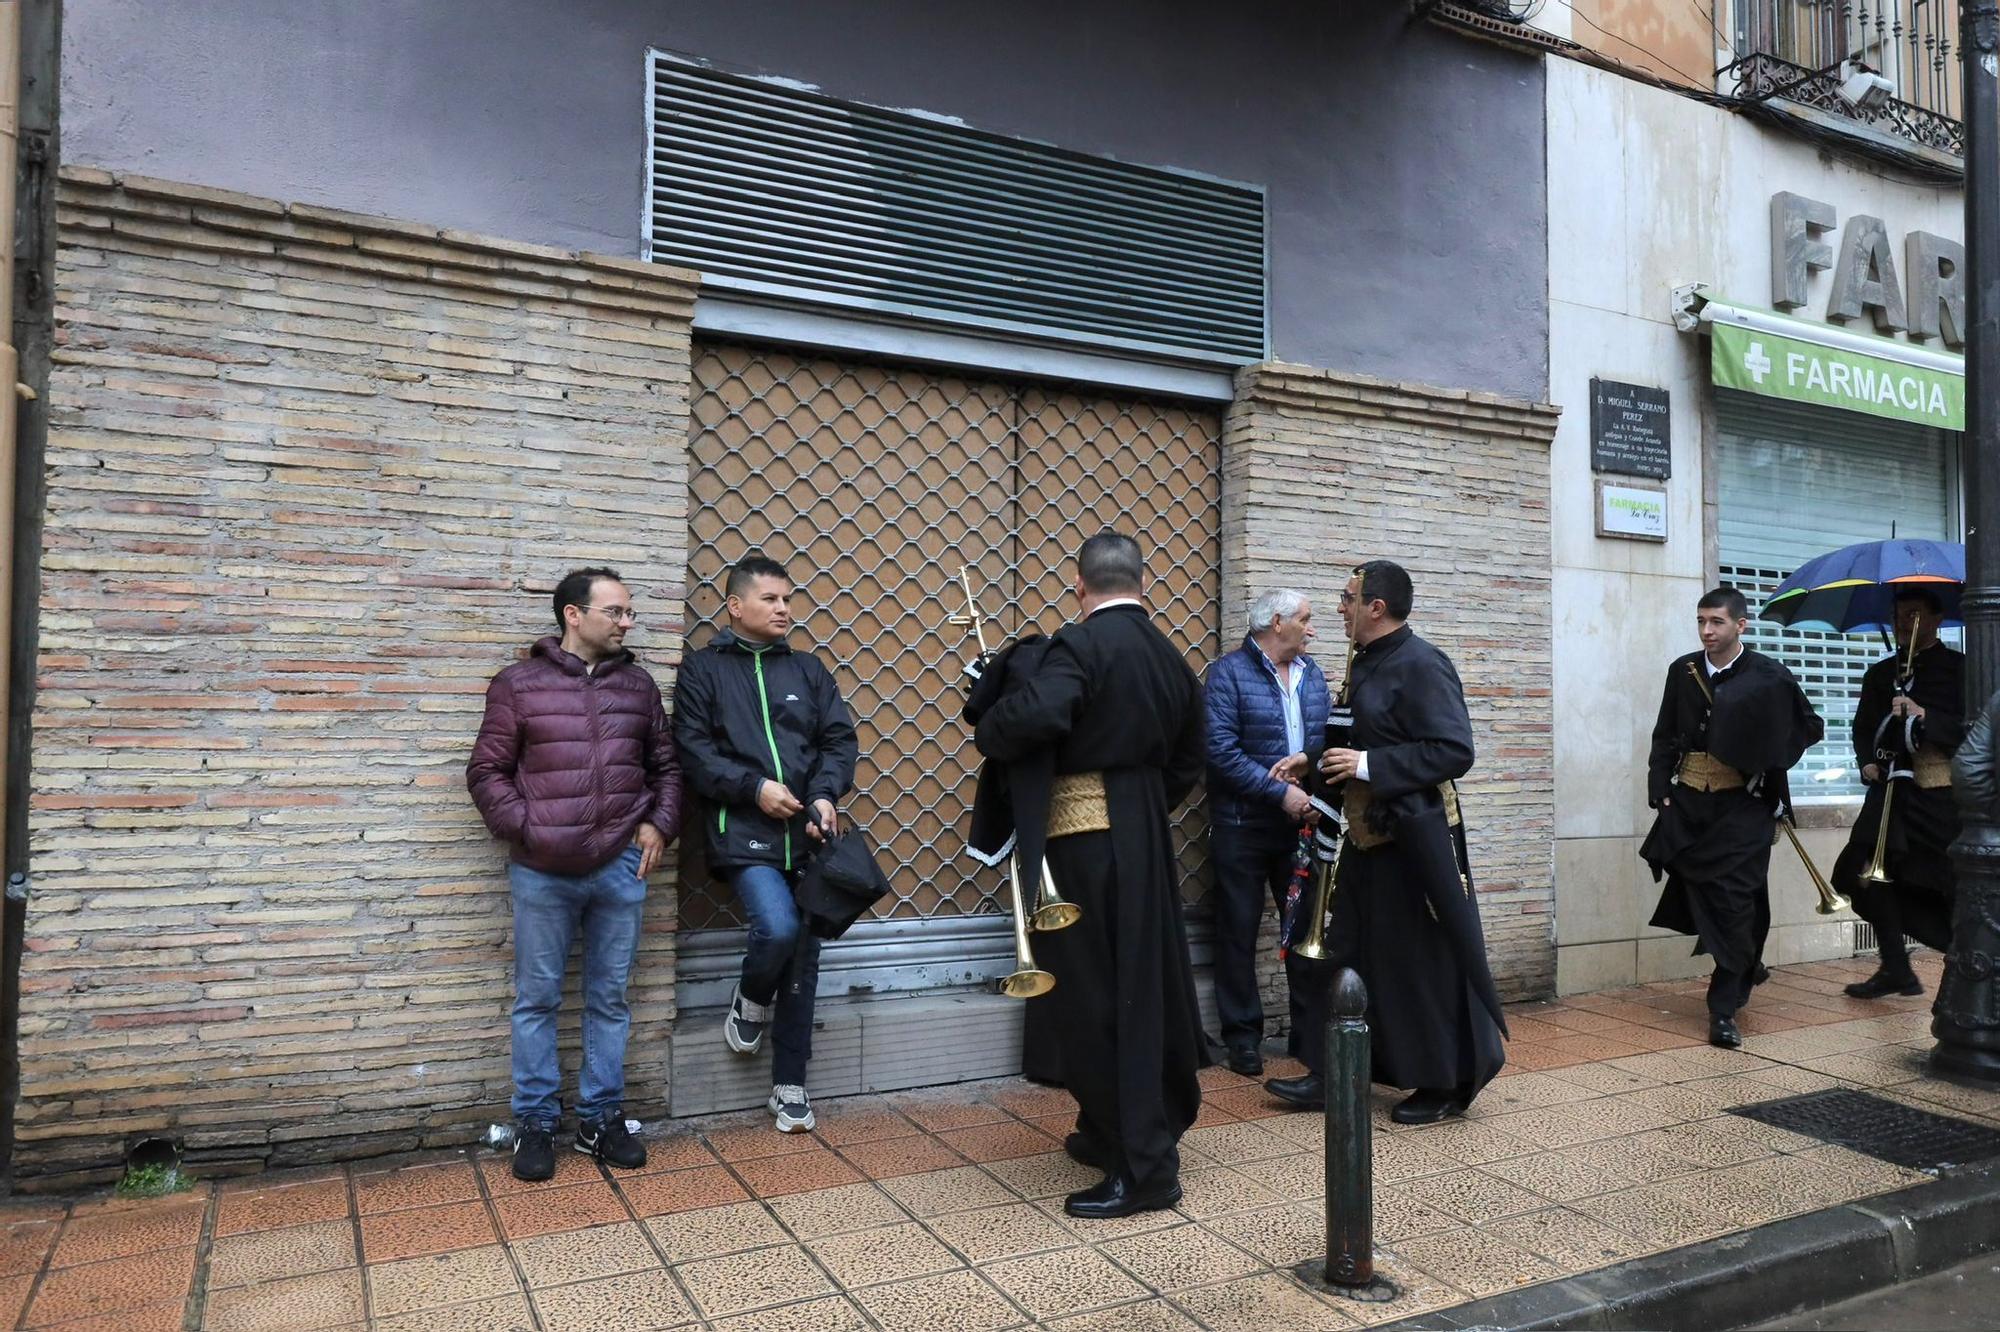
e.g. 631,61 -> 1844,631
1711,318 -> 1964,430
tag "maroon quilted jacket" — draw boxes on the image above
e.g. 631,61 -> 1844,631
466,637 -> 683,875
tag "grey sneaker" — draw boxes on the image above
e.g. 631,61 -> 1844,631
769,1083 -> 815,1133
725,983 -> 770,1054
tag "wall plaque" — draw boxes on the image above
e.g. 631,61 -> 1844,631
1590,378 -> 1671,479
1596,480 -> 1668,542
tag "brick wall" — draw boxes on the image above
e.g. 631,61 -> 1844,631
19,169 -> 698,1183
1222,362 -> 1560,1002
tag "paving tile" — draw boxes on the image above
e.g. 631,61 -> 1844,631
645,1199 -> 791,1262
1031,1194 -> 1182,1240
372,1292 -> 536,1331
1042,1295 -> 1205,1330
628,1132 -> 721,1175
367,1243 -> 520,1316
888,1093 -> 1015,1134
50,1200 -> 204,1267
812,1106 -> 924,1147
767,1181 -> 909,1240
208,1218 -> 356,1288
731,1147 -> 864,1197
354,1161 -> 481,1214
1099,1220 -> 1260,1290
214,1177 -> 352,1237
853,1266 -> 1026,1332
22,1297 -> 186,1332
1572,1183 -> 1736,1248
1479,1138 -> 1695,1203
531,1269 -> 698,1332
675,1241 -> 836,1319
1634,1117 -> 1781,1169
0,1220 -> 58,1277
1172,1270 -> 1362,1330
977,1152 -> 1101,1203
510,1221 -> 659,1288
1544,1031 -> 1650,1061
1181,1119 -> 1300,1165
938,1121 -> 1062,1164
986,1084 -> 1078,1119
707,1292 -> 870,1332
1198,1064 -> 1258,1091
1203,1085 -> 1289,1121
927,1201 -> 1077,1263
836,1132 -> 967,1179
358,1199 -> 497,1263
1483,1098 -> 1675,1148
1372,1185 -> 1463,1243
492,1181 -> 629,1239
1389,1227 -> 1560,1297
1200,1203 -> 1324,1267
619,1163 -> 749,1217
1192,1099 -> 1244,1128
477,1150 -> 604,1196
1368,1135 -> 1462,1184
1397,1169 -> 1549,1226
982,1246 -> 1147,1321
198,1267 -> 365,1332
1391,1118 -> 1537,1165
810,1219 -> 963,1286
882,1164 -> 1024,1215
1343,1251 -> 1467,1327
1484,1206 -> 1652,1274
1477,1071 -> 1607,1109
1254,1150 -> 1326,1201
1259,1110 -> 1328,1149
1026,1110 -> 1090,1140
704,1118 -> 827,1163
1540,1006 -> 1645,1035
24,1245 -> 196,1327
1170,1166 -> 1283,1220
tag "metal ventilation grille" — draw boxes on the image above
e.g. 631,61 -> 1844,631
646,54 -> 1268,362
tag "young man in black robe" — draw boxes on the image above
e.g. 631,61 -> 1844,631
1641,586 -> 1824,1048
970,531 -> 1207,1220
1831,589 -> 1963,998
1265,560 -> 1509,1124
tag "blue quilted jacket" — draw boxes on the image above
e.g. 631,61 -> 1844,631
1203,636 -> 1332,834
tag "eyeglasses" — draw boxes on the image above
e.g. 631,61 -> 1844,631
582,605 -> 638,624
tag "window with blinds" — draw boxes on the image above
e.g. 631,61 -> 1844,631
1715,388 -> 1958,800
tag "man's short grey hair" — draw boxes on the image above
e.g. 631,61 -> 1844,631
1248,588 -> 1308,637
1078,531 -> 1143,595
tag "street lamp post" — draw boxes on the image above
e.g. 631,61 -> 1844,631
1936,0 -> 2000,1083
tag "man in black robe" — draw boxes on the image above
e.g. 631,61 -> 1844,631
1831,589 -> 1963,998
1265,560 -> 1509,1125
971,531 -> 1207,1220
1641,586 -> 1824,1048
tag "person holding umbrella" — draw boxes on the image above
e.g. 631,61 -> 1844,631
1831,589 -> 1965,998
1641,586 -> 1824,1049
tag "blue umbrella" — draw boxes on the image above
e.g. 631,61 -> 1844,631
1759,538 -> 1964,633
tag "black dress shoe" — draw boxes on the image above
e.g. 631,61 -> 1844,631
1063,1133 -> 1110,1170
1390,1089 -> 1468,1125
1226,1044 -> 1264,1077
1709,1015 -> 1742,1049
1264,1073 -> 1325,1110
1845,970 -> 1924,999
1753,964 -> 1772,987
1063,1171 -> 1182,1219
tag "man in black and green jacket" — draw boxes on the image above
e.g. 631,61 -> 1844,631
674,554 -> 858,1133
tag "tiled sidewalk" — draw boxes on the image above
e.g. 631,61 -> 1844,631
0,954 -> 1988,1331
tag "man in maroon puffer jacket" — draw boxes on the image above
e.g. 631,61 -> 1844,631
467,566 -> 683,1181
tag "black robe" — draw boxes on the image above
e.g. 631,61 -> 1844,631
1832,642 -> 1964,952
973,603 -> 1207,1193
1302,626 -> 1507,1093
1641,649 -> 1823,974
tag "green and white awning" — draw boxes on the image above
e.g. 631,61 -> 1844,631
1701,299 -> 1964,431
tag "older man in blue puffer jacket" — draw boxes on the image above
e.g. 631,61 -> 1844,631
1204,588 -> 1330,1075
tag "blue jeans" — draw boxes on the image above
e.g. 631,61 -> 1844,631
509,846 -> 646,1127
734,865 -> 821,1086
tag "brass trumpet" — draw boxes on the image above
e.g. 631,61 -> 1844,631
1291,824 -> 1343,962
1780,818 -> 1850,916
1862,628 -> 1924,887
1000,854 -> 1056,998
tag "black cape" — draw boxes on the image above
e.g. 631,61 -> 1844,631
972,604 -> 1207,1192
1306,626 -> 1507,1092
1832,642 -> 1964,949
1641,649 -> 1823,970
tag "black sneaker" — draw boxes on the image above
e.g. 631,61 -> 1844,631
512,1123 -> 556,1182
576,1115 -> 647,1170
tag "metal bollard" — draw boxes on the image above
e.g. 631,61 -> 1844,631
1298,966 -> 1398,1302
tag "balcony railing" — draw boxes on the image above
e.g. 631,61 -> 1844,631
1721,0 -> 1963,160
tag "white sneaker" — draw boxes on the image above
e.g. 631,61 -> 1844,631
768,1084 -> 815,1133
725,984 -> 770,1055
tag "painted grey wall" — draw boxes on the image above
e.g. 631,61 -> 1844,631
63,0 -> 1549,400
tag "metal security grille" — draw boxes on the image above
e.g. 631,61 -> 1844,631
681,342 -> 1222,930
645,54 -> 1267,362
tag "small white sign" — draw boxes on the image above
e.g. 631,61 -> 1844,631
1596,481 -> 1668,542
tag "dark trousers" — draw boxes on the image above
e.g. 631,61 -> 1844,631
1707,890 -> 1771,1019
1210,821 -> 1301,1052
1849,884 -> 1954,979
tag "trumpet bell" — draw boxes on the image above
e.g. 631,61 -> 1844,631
1291,934 -> 1331,962
1029,862 -> 1080,932
999,967 -> 1057,998
1816,888 -> 1853,916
